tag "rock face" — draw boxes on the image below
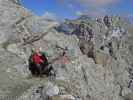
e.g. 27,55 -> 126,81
0,0 -> 133,100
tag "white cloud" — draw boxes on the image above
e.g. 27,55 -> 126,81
76,11 -> 83,16
77,0 -> 120,6
89,8 -> 107,17
56,0 -> 120,7
42,12 -> 57,20
56,0 -> 120,18
79,8 -> 107,17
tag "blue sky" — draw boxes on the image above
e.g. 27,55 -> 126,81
21,0 -> 133,20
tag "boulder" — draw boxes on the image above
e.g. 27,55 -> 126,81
50,95 -> 75,100
94,51 -> 112,66
0,1 -> 133,100
124,92 -> 133,100
45,82 -> 59,97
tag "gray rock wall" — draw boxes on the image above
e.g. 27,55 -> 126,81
0,0 -> 132,100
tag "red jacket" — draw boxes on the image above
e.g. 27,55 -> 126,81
32,53 -> 43,64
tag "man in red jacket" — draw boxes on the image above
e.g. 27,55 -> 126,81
29,48 -> 55,77
31,48 -> 44,76
32,48 -> 43,65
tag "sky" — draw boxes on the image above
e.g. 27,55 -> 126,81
20,0 -> 133,20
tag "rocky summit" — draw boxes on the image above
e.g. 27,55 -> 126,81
0,0 -> 133,100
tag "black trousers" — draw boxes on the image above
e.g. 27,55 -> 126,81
29,63 -> 40,76
29,62 -> 53,76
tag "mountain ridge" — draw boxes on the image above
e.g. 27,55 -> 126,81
0,1 -> 133,100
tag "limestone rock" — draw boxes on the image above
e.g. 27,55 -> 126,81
94,50 -> 112,66
50,95 -> 75,100
124,92 -> 133,100
45,82 -> 59,97
0,1 -> 132,100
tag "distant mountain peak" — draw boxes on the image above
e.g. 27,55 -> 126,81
78,15 -> 92,20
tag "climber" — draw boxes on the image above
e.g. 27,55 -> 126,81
28,48 -> 54,77
29,48 -> 44,76
29,49 -> 39,76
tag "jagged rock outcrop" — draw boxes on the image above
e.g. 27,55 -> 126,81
56,15 -> 133,99
0,0 -> 133,100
